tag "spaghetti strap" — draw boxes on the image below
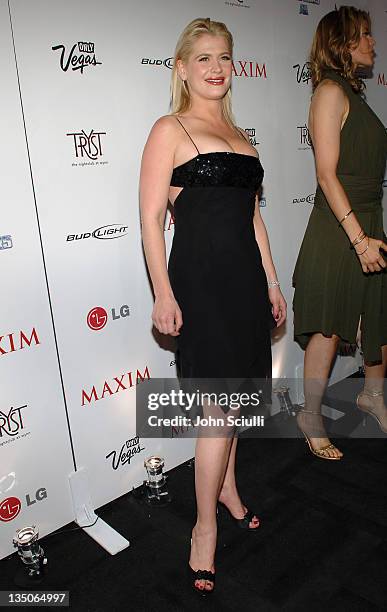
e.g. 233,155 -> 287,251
175,116 -> 200,155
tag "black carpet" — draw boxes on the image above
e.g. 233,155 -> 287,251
2,432 -> 387,611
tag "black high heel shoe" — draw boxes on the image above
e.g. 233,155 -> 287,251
218,501 -> 260,531
187,563 -> 215,597
188,536 -> 215,597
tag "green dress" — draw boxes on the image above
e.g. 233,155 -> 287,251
293,69 -> 387,363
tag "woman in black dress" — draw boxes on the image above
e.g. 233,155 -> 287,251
140,18 -> 286,595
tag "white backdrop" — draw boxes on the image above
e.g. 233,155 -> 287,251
1,0 -> 386,559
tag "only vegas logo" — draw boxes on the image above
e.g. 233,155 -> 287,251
52,41 -> 102,74
106,436 -> 145,470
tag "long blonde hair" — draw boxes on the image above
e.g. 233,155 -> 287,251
170,18 -> 238,131
310,6 -> 371,92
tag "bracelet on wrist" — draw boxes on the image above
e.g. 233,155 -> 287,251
356,237 -> 370,256
338,209 -> 353,226
268,280 -> 280,289
351,228 -> 365,246
351,232 -> 367,249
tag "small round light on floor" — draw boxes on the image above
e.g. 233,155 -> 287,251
13,525 -> 47,580
144,456 -> 171,506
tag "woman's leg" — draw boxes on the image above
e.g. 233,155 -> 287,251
297,332 -> 343,458
358,344 -> 387,427
190,433 -> 233,591
218,437 -> 259,527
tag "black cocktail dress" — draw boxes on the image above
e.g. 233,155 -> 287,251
168,119 -> 275,385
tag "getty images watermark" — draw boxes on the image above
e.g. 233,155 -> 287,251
147,389 -> 265,429
135,378 -> 271,437
136,376 -> 387,439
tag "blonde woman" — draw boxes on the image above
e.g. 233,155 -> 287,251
140,18 -> 286,595
294,6 -> 387,459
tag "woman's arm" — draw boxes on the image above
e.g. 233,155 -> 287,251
253,202 -> 287,327
139,116 -> 183,335
237,127 -> 286,326
310,81 -> 387,273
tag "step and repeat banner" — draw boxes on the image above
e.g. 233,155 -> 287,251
1,0 -> 385,559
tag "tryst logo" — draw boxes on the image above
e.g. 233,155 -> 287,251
87,304 -> 130,331
297,124 -> 312,149
67,129 -> 106,160
0,405 -> 26,438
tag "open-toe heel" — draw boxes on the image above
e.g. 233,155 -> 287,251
297,409 -> 342,460
218,501 -> 260,531
187,564 -> 215,597
188,536 -> 215,596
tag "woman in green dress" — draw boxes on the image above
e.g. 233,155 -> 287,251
293,6 -> 387,459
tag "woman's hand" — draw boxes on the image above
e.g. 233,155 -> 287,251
356,237 -> 387,273
152,294 -> 183,336
269,287 -> 287,327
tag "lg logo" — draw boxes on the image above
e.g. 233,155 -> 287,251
0,488 -> 48,522
0,497 -> 21,522
87,307 -> 108,331
87,304 -> 130,331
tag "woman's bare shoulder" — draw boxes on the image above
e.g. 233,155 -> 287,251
313,79 -> 347,101
145,115 -> 181,150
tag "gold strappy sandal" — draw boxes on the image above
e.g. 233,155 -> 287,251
297,409 -> 343,460
356,390 -> 387,434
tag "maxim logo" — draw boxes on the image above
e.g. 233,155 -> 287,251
67,129 -> 107,162
0,329 -> 40,357
0,405 -> 26,438
66,224 -> 128,241
52,41 -> 102,74
106,436 -> 145,470
377,73 -> 387,87
232,61 -> 267,78
81,366 -> 150,405
293,62 -> 312,85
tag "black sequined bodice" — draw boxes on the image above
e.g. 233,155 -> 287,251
170,152 -> 264,191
